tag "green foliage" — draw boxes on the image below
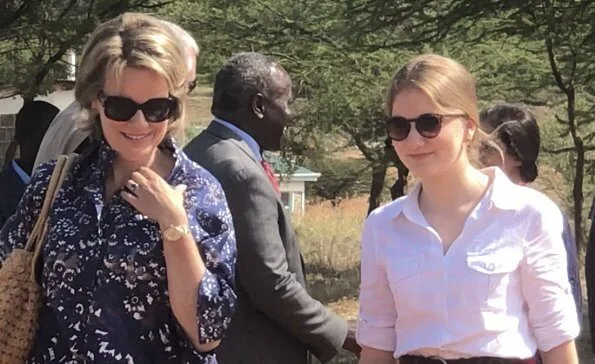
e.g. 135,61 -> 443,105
305,157 -> 371,205
0,0 -> 171,101
2,0 -> 593,227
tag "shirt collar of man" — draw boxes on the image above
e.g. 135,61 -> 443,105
387,167 -> 523,225
11,159 -> 31,184
214,117 -> 263,162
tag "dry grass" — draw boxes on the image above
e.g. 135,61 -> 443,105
294,198 -> 365,363
294,197 -> 365,273
186,87 -> 213,126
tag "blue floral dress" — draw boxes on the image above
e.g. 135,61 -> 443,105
0,136 -> 237,363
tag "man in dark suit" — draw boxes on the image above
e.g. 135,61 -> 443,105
0,100 -> 58,228
586,196 -> 595,353
184,52 -> 358,363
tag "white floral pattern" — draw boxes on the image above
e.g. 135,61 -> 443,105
0,136 -> 237,363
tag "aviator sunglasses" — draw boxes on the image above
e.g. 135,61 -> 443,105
386,113 -> 467,141
99,91 -> 179,123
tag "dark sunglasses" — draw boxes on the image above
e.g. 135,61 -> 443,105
386,113 -> 467,141
99,91 -> 178,123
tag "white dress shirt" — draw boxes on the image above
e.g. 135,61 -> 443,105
356,167 -> 579,359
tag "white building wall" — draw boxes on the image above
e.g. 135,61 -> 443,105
278,180 -> 305,193
0,90 -> 74,115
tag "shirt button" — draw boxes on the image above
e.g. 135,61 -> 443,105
488,263 -> 496,271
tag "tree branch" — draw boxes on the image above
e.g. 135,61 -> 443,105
58,0 -> 79,20
0,1 -> 30,31
545,35 -> 568,94
543,145 -> 595,154
139,1 -> 175,9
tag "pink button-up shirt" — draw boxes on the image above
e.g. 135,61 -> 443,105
356,168 -> 579,359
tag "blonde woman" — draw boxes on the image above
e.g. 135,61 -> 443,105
356,54 -> 579,364
0,13 -> 236,363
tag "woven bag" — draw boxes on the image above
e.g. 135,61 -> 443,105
0,154 -> 77,364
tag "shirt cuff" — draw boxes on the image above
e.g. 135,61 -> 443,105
533,296 -> 580,351
197,269 -> 237,344
356,318 -> 396,352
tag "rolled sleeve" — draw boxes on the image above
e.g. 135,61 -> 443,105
196,263 -> 236,343
520,205 -> 580,351
186,182 -> 238,345
356,214 -> 396,352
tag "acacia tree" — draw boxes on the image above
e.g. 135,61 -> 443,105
444,0 -> 594,248
164,0 -> 420,213
166,0 -> 593,224
299,0 -> 595,241
0,0 -> 171,103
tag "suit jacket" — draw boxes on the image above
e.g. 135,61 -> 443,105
183,121 -> 347,364
0,162 -> 27,228
585,196 -> 595,353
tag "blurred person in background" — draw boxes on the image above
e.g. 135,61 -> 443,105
479,103 -> 582,326
0,100 -> 58,227
585,196 -> 595,354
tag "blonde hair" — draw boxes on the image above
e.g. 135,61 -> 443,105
75,13 -> 188,140
386,54 -> 480,127
160,20 -> 199,57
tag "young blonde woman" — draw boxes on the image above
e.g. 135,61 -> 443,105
356,54 -> 579,364
0,13 -> 236,363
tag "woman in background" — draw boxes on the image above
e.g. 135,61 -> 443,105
356,54 -> 579,364
479,103 -> 582,326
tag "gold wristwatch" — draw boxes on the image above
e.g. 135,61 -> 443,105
162,224 -> 190,241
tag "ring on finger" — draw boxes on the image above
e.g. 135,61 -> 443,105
128,181 -> 140,193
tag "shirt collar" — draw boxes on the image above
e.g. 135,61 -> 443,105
214,117 -> 263,161
11,160 -> 31,184
486,167 -> 525,211
393,166 -> 521,223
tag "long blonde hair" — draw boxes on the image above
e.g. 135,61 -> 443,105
75,13 -> 188,140
386,54 -> 479,127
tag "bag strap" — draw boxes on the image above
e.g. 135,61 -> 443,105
25,154 -> 78,281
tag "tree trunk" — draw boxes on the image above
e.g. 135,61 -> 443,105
367,163 -> 388,216
545,36 -> 585,250
390,162 -> 409,200
22,95 -> 35,105
573,138 -> 585,250
384,136 -> 408,200
564,84 -> 584,251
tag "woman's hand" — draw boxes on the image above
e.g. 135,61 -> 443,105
121,167 -> 188,227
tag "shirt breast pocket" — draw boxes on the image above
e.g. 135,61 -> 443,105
386,258 -> 423,316
466,247 -> 523,309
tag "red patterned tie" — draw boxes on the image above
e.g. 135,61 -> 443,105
260,159 -> 280,194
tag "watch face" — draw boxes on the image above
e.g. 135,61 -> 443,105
164,229 -> 178,241
163,225 -> 187,241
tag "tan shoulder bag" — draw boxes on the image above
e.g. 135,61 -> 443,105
0,154 -> 77,364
